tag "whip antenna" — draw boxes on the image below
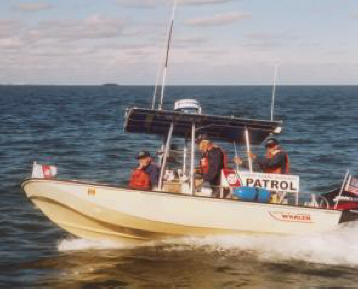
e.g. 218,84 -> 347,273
155,0 -> 177,110
271,63 -> 279,121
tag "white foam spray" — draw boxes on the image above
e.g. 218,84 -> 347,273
159,223 -> 358,266
58,238 -> 131,251
57,223 -> 358,266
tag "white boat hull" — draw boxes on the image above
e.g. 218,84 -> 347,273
22,179 -> 346,243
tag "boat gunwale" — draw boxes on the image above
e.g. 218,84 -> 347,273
21,178 -> 342,214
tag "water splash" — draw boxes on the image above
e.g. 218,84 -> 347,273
57,223 -> 358,266
57,238 -> 131,251
160,223 -> 358,265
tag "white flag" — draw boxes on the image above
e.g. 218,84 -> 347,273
32,162 -> 58,179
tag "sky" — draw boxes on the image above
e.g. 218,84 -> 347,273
0,0 -> 357,85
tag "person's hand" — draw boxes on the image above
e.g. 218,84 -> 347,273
194,168 -> 202,174
248,151 -> 257,159
234,156 -> 243,165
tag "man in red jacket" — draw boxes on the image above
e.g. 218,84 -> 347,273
129,151 -> 159,190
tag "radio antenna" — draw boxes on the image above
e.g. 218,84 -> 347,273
271,63 -> 279,121
152,0 -> 177,110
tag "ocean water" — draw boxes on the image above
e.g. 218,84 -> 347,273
1,85 -> 358,288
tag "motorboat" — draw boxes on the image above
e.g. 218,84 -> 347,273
21,3 -> 358,244
21,98 -> 358,244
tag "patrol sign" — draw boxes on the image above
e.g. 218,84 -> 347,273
239,172 -> 299,193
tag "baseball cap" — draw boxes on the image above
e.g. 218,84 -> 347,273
136,151 -> 151,159
195,133 -> 209,144
265,137 -> 279,147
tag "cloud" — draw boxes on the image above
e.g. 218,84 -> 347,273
174,36 -> 208,47
14,2 -> 53,12
27,15 -> 125,42
185,12 -> 251,27
116,0 -> 161,8
0,20 -> 23,38
116,0 -> 233,8
0,37 -> 23,49
179,0 -> 233,5
243,32 -> 298,49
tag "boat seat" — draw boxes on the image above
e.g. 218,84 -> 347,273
162,180 -> 181,193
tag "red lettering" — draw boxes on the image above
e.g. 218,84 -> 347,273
270,212 -> 312,223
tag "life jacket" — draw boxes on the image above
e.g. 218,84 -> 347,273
199,146 -> 228,174
200,157 -> 209,174
264,148 -> 290,174
129,168 -> 151,190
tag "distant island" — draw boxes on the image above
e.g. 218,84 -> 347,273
102,83 -> 120,87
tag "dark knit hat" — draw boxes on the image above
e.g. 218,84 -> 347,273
136,151 -> 151,159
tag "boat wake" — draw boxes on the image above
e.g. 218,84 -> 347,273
58,223 -> 358,266
58,238 -> 131,251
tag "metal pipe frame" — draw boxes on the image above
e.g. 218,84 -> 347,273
334,170 -> 350,210
190,122 -> 196,195
158,122 -> 174,190
245,128 -> 253,173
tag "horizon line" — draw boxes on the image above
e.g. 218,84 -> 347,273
0,84 -> 357,87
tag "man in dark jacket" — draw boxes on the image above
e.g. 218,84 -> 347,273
196,135 -> 225,197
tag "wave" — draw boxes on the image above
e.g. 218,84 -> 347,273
162,224 -> 358,266
58,238 -> 132,251
58,223 -> 358,266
